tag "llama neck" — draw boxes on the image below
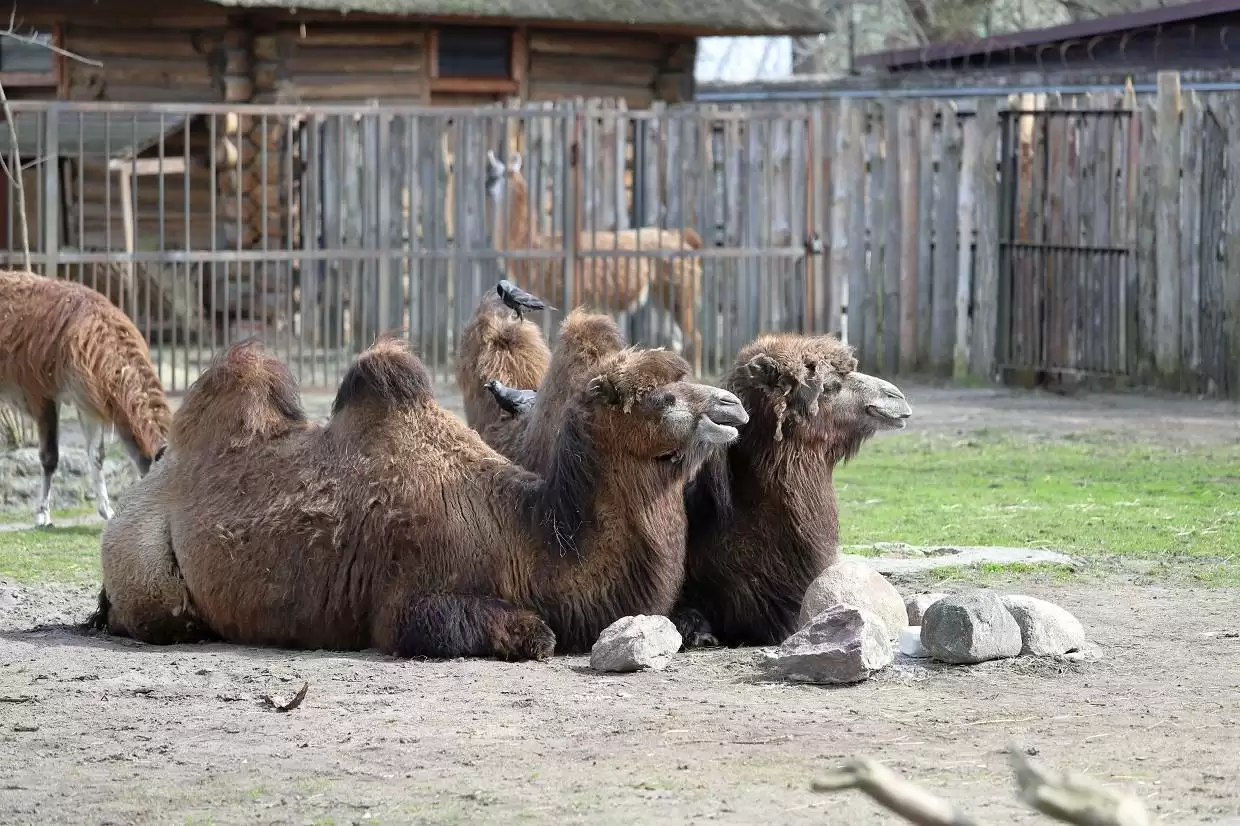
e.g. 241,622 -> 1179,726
498,176 -> 536,251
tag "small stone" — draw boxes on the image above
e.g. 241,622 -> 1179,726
0,586 -> 18,613
590,615 -> 682,673
904,592 -> 947,626
798,559 -> 906,639
898,626 -> 929,658
920,592 -> 1022,665
1001,595 -> 1086,656
762,604 -> 893,684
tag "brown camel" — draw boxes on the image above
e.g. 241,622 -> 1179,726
0,269 -> 172,527
472,328 -> 912,648
674,333 -> 912,647
95,337 -> 748,660
458,281 -> 627,469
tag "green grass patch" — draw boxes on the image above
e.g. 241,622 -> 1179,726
0,524 -> 103,583
835,429 -> 1240,583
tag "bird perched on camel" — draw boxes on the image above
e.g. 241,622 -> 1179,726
0,269 -> 171,527
458,281 -> 628,468
674,333 -> 912,647
94,337 -> 748,661
484,379 -> 536,417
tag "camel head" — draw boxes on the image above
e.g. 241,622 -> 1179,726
729,333 -> 910,447
581,347 -> 748,469
485,148 -> 522,203
170,339 -> 308,453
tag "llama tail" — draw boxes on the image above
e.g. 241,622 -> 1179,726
83,586 -> 111,632
455,287 -> 551,433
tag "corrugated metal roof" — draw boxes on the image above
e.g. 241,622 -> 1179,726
0,113 -> 189,160
203,0 -> 829,34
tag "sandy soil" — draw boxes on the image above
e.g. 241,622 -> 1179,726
1,382 -> 1238,824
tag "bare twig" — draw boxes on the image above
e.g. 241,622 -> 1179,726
0,28 -> 102,68
1009,747 -> 1154,826
260,681 -> 309,713
0,78 -> 29,271
811,759 -> 985,826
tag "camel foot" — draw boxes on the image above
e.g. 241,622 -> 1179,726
671,607 -> 721,650
97,502 -> 116,521
502,611 -> 557,661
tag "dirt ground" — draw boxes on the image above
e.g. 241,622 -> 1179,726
1,382 -> 1238,825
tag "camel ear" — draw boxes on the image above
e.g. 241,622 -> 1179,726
586,375 -> 623,407
744,354 -> 781,387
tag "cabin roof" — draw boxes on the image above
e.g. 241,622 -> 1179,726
203,0 -> 828,35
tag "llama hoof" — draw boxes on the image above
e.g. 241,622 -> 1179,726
33,509 -> 53,529
505,613 -> 557,661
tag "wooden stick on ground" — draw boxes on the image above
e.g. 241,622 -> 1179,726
1009,746 -> 1154,826
811,759 -> 986,826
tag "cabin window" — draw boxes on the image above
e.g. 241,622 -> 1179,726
0,27 -> 58,88
435,27 -> 512,78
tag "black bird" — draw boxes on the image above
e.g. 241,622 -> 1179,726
496,279 -> 548,320
484,378 -> 538,417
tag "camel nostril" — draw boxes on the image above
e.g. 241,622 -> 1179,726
707,393 -> 749,428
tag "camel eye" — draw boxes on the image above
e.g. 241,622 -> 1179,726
806,360 -> 818,375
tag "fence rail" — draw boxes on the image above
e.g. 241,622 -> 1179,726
0,74 -> 1237,428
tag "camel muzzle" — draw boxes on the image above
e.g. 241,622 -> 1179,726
697,390 -> 749,445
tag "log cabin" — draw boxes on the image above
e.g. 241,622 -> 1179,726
2,0 -> 823,361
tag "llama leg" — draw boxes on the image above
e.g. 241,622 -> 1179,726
387,593 -> 556,661
33,399 -> 60,528
78,411 -> 115,521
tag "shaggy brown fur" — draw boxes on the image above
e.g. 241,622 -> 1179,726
0,269 -> 172,526
97,337 -> 747,660
456,292 -> 550,437
674,333 -> 911,647
459,281 -> 628,470
486,151 -> 704,375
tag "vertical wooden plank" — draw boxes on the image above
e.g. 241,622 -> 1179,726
861,103 -> 884,372
929,103 -> 959,377
1135,98 -> 1157,381
839,101 -> 866,357
1226,99 -> 1240,398
1155,71 -> 1183,384
915,100 -> 936,368
1179,91 -> 1203,393
898,103 -> 920,373
809,102 -> 829,333
970,98 -> 1001,379
1120,82 -> 1140,381
952,106 -> 976,379
882,99 -> 902,373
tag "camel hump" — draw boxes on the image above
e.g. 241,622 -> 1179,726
681,228 -> 703,249
332,337 -> 433,415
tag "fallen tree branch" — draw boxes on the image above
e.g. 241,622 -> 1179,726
811,759 -> 985,826
260,681 -> 309,713
1009,746 -> 1153,826
811,748 -> 1154,826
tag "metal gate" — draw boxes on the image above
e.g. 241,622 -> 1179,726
996,107 -> 1137,378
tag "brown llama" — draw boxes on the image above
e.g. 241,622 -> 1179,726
674,333 -> 912,647
0,270 -> 172,527
95,337 -> 748,660
484,150 -> 704,375
458,281 -> 627,466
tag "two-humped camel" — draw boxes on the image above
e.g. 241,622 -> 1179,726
0,270 -> 171,527
92,337 -> 748,660
484,150 -> 704,376
459,287 -> 912,648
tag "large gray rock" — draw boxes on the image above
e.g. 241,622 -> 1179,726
905,592 -> 947,626
590,615 -> 682,673
1001,595 -> 1086,656
762,604 -> 893,684
920,592 -> 1022,664
798,559 -> 906,640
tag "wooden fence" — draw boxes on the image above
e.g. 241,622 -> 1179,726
0,77 -> 1236,404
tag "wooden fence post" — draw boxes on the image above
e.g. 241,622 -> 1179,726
1155,71 -> 1183,384
969,98 -> 1000,380
1226,99 -> 1240,399
882,99 -> 902,373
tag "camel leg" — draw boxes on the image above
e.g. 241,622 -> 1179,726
386,593 -> 556,662
32,398 -> 59,528
77,410 -> 115,521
